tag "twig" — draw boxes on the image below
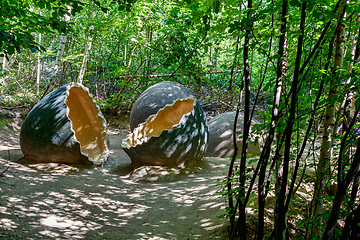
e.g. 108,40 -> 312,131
0,149 -> 31,177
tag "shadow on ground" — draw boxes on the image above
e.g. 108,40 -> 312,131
0,120 -> 229,239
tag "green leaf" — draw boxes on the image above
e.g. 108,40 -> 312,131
225,207 -> 233,213
290,0 -> 301,7
323,213 -> 330,221
38,1 -> 45,9
355,97 -> 360,107
272,53 -> 281,59
52,11 -> 58,19
213,0 -> 220,14
7,45 -> 14,55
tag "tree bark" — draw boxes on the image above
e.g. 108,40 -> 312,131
36,31 -> 42,95
77,35 -> 93,84
0,55 -> 6,94
311,1 -> 346,237
277,2 -> 306,239
237,0 -> 252,238
322,113 -> 360,239
41,29 -> 68,98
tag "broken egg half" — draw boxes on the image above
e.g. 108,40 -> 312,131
20,82 -> 109,165
122,81 -> 209,167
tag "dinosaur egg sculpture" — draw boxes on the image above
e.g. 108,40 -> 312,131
20,82 -> 109,165
204,111 -> 262,158
122,81 -> 209,167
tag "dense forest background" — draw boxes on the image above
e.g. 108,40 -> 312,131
1,0 -> 360,239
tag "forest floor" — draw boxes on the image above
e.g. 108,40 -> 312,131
0,112 -> 231,240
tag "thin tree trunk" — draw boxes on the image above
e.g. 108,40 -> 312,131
341,171 -> 360,239
261,0 -> 288,238
40,32 -> 68,98
145,26 -> 153,87
257,7 -> 283,240
36,31 -> 42,95
322,109 -> 360,239
77,36 -> 93,84
237,0 -> 252,238
311,1 -> 346,237
344,13 -> 360,123
41,7 -> 70,98
77,9 -> 95,84
227,104 -> 241,234
0,55 -> 6,93
273,27 -> 288,240
276,2 -> 306,239
55,33 -> 67,77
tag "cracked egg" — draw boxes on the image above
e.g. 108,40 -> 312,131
122,81 -> 209,167
20,83 -> 109,165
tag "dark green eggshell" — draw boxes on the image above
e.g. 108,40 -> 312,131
130,81 -> 193,131
204,111 -> 262,158
20,83 -> 108,165
123,81 -> 209,167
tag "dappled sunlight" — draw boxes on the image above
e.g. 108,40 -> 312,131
205,112 -> 262,158
0,218 -> 19,230
0,118 -> 23,149
28,163 -> 80,175
0,153 -> 229,239
1,116 -> 228,239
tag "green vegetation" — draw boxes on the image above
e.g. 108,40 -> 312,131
1,0 -> 360,239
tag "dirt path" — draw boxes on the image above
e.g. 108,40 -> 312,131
0,116 -> 229,239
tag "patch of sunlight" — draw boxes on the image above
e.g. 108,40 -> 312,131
0,218 -> 18,229
142,222 -> 160,227
8,197 -> 22,203
40,215 -> 84,229
28,163 -> 79,175
205,223 -> 223,230
0,146 -> 19,151
148,237 -> 168,240
200,218 -> 211,222
246,207 -> 255,214
201,222 -> 214,227
20,174 -> 57,182
209,202 -> 224,208
65,188 -> 85,197
200,202 -> 217,208
79,210 -> 91,217
39,230 -> 60,238
166,232 -> 176,236
184,199 -> 195,204
0,207 -> 10,214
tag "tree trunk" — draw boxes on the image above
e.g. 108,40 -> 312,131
41,32 -> 67,98
36,31 -> 42,95
0,55 -> 6,94
322,122 -> 360,239
311,1 -> 346,237
262,0 -> 288,238
77,9 -> 95,84
77,37 -> 93,84
237,0 -> 252,238
41,7 -> 70,98
344,13 -> 360,123
145,26 -> 153,87
276,2 -> 306,239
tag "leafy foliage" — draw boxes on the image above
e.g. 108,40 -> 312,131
1,0 -> 360,238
